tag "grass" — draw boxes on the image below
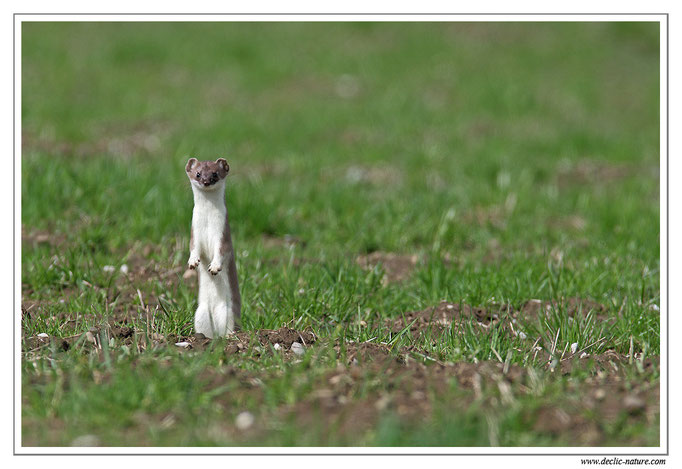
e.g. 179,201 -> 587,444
21,21 -> 660,447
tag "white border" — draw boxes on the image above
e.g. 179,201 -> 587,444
14,13 -> 668,457
658,11 -> 668,459
13,13 -> 667,22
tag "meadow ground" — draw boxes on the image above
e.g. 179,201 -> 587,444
20,22 -> 661,447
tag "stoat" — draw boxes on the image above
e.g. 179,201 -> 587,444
185,157 -> 241,338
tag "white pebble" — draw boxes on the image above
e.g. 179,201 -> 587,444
119,264 -> 129,274
290,342 -> 305,356
579,352 -> 589,359
175,342 -> 191,348
570,342 -> 579,354
518,331 -> 527,340
37,333 -> 49,338
235,411 -> 255,430
102,265 -> 116,273
335,74 -> 360,99
273,343 -> 281,351
84,331 -> 97,344
70,434 -> 100,446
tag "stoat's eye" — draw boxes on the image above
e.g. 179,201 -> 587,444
196,172 -> 201,178
212,172 -> 218,178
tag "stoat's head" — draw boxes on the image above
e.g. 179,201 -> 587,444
185,157 -> 230,191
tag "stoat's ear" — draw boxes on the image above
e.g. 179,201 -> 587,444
185,157 -> 198,172
216,158 -> 230,174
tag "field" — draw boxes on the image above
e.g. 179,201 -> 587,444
20,22 -> 661,447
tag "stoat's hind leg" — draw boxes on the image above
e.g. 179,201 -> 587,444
211,303 -> 236,337
194,303 -> 214,338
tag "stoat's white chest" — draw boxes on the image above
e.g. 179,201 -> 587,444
191,183 -> 226,257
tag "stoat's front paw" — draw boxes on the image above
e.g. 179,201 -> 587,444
208,262 -> 222,275
187,254 -> 200,269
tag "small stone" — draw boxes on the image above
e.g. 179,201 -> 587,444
37,333 -> 49,338
329,374 -> 344,385
273,343 -> 281,351
595,389 -> 606,400
375,395 -> 391,411
623,395 -> 645,413
70,434 -> 100,446
102,265 -> 116,273
119,264 -> 129,274
579,352 -> 589,359
224,344 -> 240,355
570,342 -> 579,354
175,341 -> 191,348
335,74 -> 360,99
312,388 -> 334,399
290,342 -> 305,356
446,304 -> 454,310
649,304 -> 660,312
84,331 -> 97,344
248,377 -> 264,387
518,331 -> 527,340
235,411 -> 255,430
160,414 -> 176,429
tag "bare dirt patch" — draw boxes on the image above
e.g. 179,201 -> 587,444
519,297 -> 609,322
277,354 -> 658,446
335,340 -> 396,365
532,370 -> 659,445
224,327 -> 317,357
461,204 -> 510,230
341,165 -> 404,187
22,120 -> 173,160
262,234 -> 306,249
387,300 -> 515,337
555,160 -> 645,189
387,297 -> 611,341
22,227 -> 68,248
356,252 -> 419,284
547,215 -> 588,232
556,351 -> 659,375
